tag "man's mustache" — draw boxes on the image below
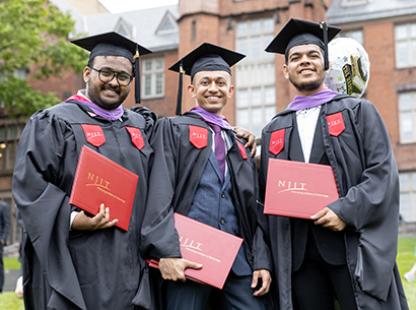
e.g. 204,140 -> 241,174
102,85 -> 120,93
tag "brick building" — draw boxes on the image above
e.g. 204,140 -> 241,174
327,0 -> 416,222
0,0 -> 110,243
176,0 -> 328,135
2,0 -> 415,243
24,0 -> 330,124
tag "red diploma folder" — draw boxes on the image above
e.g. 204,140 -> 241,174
69,146 -> 139,231
148,213 -> 243,289
264,158 -> 339,219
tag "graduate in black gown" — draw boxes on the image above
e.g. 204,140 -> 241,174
12,32 -> 156,310
260,18 -> 408,310
141,43 -> 272,309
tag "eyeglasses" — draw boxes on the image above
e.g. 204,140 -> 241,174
89,66 -> 133,86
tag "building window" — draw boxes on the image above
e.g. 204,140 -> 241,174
142,57 -> 164,99
191,20 -> 197,42
235,18 -> 276,137
395,23 -> 416,68
398,92 -> 416,144
400,172 -> 416,222
339,29 -> 364,45
0,123 -> 24,173
14,68 -> 29,80
0,196 -> 21,245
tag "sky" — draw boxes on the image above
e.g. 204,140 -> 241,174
99,0 -> 178,13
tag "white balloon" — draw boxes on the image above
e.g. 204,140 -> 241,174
325,37 -> 370,98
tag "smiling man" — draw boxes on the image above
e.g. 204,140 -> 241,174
13,32 -> 156,309
260,18 -> 408,310
85,57 -> 132,108
141,43 -> 272,309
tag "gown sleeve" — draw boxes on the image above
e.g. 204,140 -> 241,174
130,105 -> 157,136
327,101 -> 400,300
140,118 -> 181,259
328,101 -> 399,231
13,110 -> 87,309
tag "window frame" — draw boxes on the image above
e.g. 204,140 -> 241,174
395,22 -> 416,69
399,171 -> 416,223
0,123 -> 24,174
338,29 -> 364,45
235,17 -> 276,137
141,56 -> 165,100
398,91 -> 416,144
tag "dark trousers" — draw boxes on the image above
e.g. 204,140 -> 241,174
165,273 -> 271,310
292,238 -> 358,310
0,244 -> 4,292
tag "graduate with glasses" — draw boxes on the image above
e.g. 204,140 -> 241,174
13,32 -> 157,310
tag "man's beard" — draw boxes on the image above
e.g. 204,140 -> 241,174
86,81 -> 125,110
289,75 -> 324,92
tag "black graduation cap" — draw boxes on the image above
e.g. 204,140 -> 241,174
169,43 -> 245,115
265,18 -> 341,70
71,32 -> 152,104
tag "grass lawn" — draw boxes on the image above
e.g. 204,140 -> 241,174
397,237 -> 416,308
0,238 -> 415,309
0,292 -> 24,310
4,257 -> 21,270
0,256 -> 23,309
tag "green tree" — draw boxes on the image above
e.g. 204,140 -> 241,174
0,0 -> 87,116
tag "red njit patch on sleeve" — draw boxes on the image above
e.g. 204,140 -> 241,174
126,127 -> 145,150
189,125 -> 208,149
269,129 -> 285,155
237,141 -> 248,160
326,112 -> 345,137
81,124 -> 105,147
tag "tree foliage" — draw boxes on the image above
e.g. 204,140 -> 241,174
0,0 -> 87,116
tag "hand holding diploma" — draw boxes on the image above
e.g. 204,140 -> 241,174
311,207 -> 346,231
71,203 -> 118,231
159,257 -> 203,281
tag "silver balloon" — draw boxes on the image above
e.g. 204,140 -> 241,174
325,37 -> 370,98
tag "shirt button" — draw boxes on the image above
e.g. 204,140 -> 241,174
220,218 -> 225,225
221,193 -> 225,198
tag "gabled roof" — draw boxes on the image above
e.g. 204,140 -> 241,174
327,0 -> 416,25
155,10 -> 178,35
114,17 -> 134,39
72,5 -> 179,53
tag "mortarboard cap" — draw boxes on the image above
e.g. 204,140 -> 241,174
169,42 -> 245,115
71,32 -> 152,104
265,18 -> 341,70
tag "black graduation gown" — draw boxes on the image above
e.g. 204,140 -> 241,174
259,95 -> 409,309
12,100 -> 154,310
141,112 -> 271,272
